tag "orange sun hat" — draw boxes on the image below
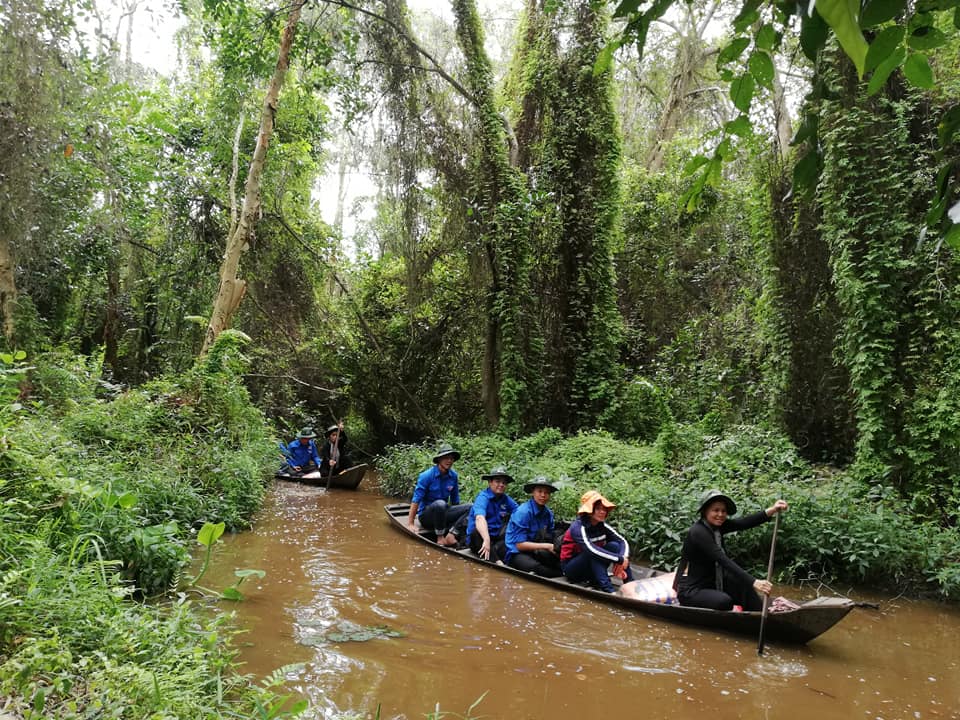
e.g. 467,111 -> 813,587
577,490 -> 616,515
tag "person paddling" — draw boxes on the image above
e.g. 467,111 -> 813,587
406,443 -> 471,547
674,489 -> 788,611
321,422 -> 352,475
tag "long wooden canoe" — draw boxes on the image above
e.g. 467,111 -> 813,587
385,502 -> 855,645
276,463 -> 368,490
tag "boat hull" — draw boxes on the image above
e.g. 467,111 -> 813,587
276,463 -> 368,490
385,502 -> 854,644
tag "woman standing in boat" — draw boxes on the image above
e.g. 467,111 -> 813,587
560,490 -> 634,593
504,477 -> 562,577
674,489 -> 788,611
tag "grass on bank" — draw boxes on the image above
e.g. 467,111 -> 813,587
378,424 -> 960,599
0,335 -> 306,719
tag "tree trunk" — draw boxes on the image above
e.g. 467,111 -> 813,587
0,233 -> 16,343
201,0 -> 305,355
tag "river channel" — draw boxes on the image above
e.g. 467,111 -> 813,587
199,478 -> 960,720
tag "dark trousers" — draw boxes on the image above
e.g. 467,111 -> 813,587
420,500 -> 471,537
468,529 -> 507,562
678,572 -> 763,611
508,549 -> 561,578
561,540 -> 633,592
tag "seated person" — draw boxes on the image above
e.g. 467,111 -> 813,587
560,490 -> 634,593
321,423 -> 353,474
285,427 -> 321,475
504,477 -> 561,577
462,466 -> 519,561
406,444 -> 471,547
674,489 -> 788,611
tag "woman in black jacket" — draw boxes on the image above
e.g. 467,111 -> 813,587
674,490 -> 787,611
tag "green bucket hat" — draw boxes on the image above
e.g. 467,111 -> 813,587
481,466 -> 514,484
296,426 -> 317,439
697,489 -> 737,517
432,443 -> 461,464
523,476 -> 559,494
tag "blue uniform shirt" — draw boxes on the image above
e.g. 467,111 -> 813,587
411,465 -> 460,516
504,498 -> 555,562
286,439 -> 321,469
466,488 -> 519,538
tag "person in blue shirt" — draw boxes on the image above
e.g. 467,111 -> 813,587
463,466 -> 519,561
406,444 -> 471,546
560,490 -> 634,593
504,477 -> 561,577
285,427 -> 322,474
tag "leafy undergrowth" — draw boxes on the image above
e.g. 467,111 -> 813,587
378,423 -> 960,599
0,336 -> 305,718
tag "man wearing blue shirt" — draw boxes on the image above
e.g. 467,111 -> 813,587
406,444 -> 471,546
285,427 -> 322,474
464,466 -> 519,561
505,477 -> 561,577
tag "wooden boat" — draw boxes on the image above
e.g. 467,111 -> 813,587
276,463 -> 368,490
385,502 -> 855,645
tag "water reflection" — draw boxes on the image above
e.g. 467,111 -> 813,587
200,480 -> 960,720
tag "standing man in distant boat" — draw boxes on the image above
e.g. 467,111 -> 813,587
285,427 -> 322,475
504,477 -> 562,577
407,443 -> 471,547
321,422 -> 352,474
464,466 -> 519,561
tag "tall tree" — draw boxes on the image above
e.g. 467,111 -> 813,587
203,0 -> 307,354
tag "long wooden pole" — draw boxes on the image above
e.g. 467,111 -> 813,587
757,512 -> 780,656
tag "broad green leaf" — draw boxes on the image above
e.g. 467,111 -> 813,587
815,0 -> 869,77
756,24 -> 778,51
865,26 -> 905,72
860,0 -> 907,27
117,492 -> 137,509
613,0 -> 642,18
682,154 -> 710,175
939,105 -> 960,146
792,112 -> 820,145
13,350 -> 25,361
867,45 -> 906,95
793,147 -> 821,197
903,52 -> 934,88
716,138 -> 735,160
944,223 -> 960,251
221,587 -> 244,601
0,353 -> 11,364
593,39 -> 621,77
197,521 -> 226,547
725,115 -> 753,137
907,26 -> 947,50
730,73 -> 756,113
748,50 -> 775,89
234,568 -> 266,579
800,11 -> 830,61
733,0 -> 762,32
718,37 -> 751,66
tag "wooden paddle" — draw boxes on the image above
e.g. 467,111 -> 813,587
324,420 -> 342,491
757,511 -> 781,656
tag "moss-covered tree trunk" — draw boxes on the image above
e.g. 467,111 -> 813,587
452,0 -> 542,435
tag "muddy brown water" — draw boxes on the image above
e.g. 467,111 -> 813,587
199,478 -> 960,720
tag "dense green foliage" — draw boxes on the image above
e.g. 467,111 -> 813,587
378,427 -> 960,598
0,339 -> 302,717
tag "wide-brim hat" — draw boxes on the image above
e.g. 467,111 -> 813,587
698,489 -> 737,517
432,443 -> 461,463
325,424 -> 340,437
297,426 -> 317,439
481,466 -> 514,483
578,490 -> 616,515
523,476 -> 559,494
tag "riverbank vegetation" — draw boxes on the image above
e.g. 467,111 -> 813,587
4,0 -> 960,714
0,338 -> 303,718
